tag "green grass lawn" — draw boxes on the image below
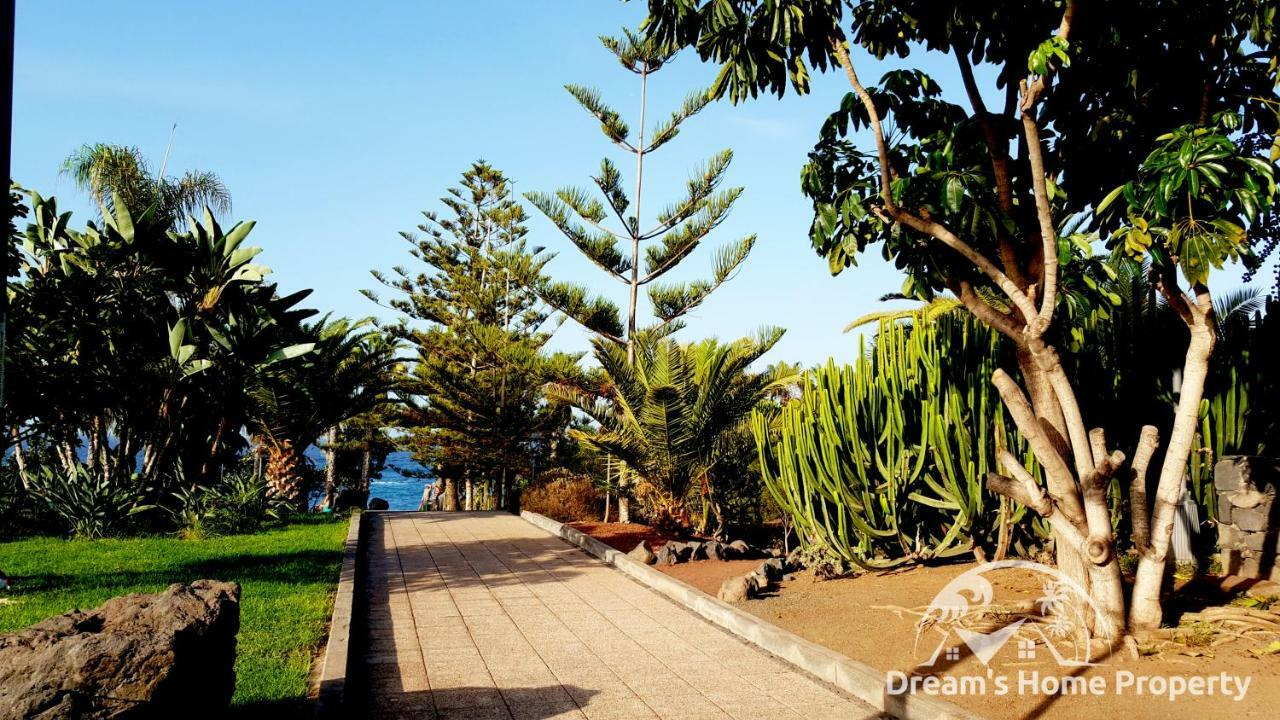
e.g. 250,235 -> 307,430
0,515 -> 349,718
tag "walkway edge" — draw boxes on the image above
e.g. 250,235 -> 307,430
315,510 -> 363,717
520,510 -> 983,720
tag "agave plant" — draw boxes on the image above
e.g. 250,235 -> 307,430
28,465 -> 154,539
549,329 -> 785,531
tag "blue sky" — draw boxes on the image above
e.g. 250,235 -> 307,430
12,1 -> 1271,366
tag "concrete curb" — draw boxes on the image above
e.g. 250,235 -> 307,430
315,510 -> 363,717
520,510 -> 983,720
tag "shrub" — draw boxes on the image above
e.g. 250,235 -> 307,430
27,465 -> 154,539
0,469 -> 29,539
170,471 -> 290,539
520,471 -> 602,523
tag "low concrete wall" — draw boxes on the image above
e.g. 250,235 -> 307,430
520,510 -> 982,720
314,511 -> 363,717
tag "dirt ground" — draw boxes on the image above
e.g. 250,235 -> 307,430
656,559 -> 764,596
568,521 -> 677,553
568,521 -> 1280,717
570,522 -> 1280,717
739,563 -> 1280,719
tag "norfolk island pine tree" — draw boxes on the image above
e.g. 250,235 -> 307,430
527,29 -> 760,522
367,162 -> 584,512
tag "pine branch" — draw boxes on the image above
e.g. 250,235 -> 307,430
565,84 -> 633,149
599,28 -> 672,74
633,320 -> 687,344
649,280 -> 714,324
646,88 -> 713,154
525,190 -> 631,278
591,158 -> 632,228
553,186 -> 607,224
536,279 -> 626,342
647,235 -> 756,324
645,149 -> 734,238
642,187 -> 745,282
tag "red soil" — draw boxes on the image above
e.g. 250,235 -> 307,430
657,559 -> 764,596
567,521 -> 677,553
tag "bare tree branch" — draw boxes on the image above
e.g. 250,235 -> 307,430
1129,424 -> 1160,553
992,368 -> 1086,527
948,279 -> 1024,340
1080,449 -> 1126,564
1018,0 -> 1077,333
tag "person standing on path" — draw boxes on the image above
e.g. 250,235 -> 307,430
418,477 -> 443,511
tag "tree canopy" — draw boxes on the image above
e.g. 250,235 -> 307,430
369,162 -> 582,510
640,0 -> 1280,633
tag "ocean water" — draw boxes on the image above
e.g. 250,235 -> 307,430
368,451 -> 434,510
306,448 -> 433,511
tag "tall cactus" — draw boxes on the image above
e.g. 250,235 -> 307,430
753,312 -> 1047,569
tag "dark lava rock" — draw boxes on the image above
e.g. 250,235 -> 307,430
0,580 -> 241,720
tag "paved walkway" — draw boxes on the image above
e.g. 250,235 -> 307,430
358,512 -> 878,720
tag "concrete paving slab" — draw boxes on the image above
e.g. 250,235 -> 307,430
356,512 -> 880,719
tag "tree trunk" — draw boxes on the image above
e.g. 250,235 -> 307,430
442,476 -> 459,511
618,68 -> 648,525
464,477 -> 473,511
265,441 -> 305,505
1130,317 -> 1215,631
320,426 -> 338,510
201,417 -> 228,485
616,461 -> 631,523
353,447 -> 371,509
1015,349 -> 1097,605
990,357 -> 1128,639
10,427 -> 29,490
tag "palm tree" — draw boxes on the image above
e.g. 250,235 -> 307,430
247,318 -> 401,504
61,143 -> 230,227
549,328 -> 785,531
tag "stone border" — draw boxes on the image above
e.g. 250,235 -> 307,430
314,510 -> 364,717
520,510 -> 983,720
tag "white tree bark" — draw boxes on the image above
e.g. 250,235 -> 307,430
1130,299 -> 1215,631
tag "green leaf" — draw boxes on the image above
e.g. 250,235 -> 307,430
112,195 -> 136,241
168,320 -> 187,359
828,247 -> 845,276
1096,185 -> 1125,215
223,220 -> 256,253
264,343 -> 315,365
942,176 -> 964,214
182,359 -> 213,378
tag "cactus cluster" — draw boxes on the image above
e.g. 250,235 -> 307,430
752,313 -> 1048,569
